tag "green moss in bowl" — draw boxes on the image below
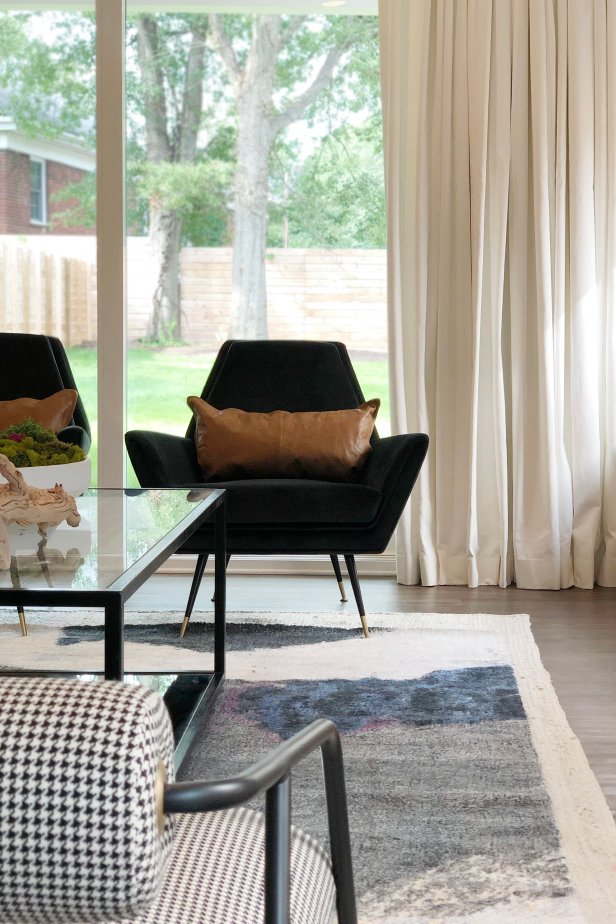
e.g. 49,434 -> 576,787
0,418 -> 86,467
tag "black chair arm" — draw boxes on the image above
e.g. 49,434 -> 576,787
360,433 -> 429,492
57,424 -> 91,453
125,430 -> 203,487
165,718 -> 357,924
166,719 -> 342,811
355,434 -> 429,547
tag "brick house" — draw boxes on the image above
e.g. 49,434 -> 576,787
0,117 -> 95,235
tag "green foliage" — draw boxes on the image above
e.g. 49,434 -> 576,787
138,326 -> 185,349
0,10 -> 383,251
0,418 -> 86,467
135,159 -> 233,246
126,12 -> 214,135
275,15 -> 380,123
212,14 -> 382,250
0,12 -> 95,143
50,172 -> 96,230
271,117 -> 385,248
0,6 -> 386,348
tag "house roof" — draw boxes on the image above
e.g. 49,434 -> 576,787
0,119 -> 95,171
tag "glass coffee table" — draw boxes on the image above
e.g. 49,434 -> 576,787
0,487 -> 226,768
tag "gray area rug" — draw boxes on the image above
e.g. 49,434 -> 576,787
2,610 -> 616,921
183,672 -> 566,920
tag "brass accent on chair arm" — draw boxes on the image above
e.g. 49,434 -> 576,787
155,759 -> 167,836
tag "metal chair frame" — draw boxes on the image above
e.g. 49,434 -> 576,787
164,718 -> 357,924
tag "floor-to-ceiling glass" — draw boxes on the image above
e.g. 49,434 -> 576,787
0,3 -> 387,495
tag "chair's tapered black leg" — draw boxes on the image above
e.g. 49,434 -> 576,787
180,554 -> 208,638
343,555 -> 369,638
211,554 -> 231,601
330,554 -> 348,602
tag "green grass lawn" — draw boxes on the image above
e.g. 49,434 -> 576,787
67,346 -> 390,485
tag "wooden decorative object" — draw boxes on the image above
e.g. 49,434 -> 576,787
0,453 -> 81,569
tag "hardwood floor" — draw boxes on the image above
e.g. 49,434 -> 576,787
129,573 -> 616,817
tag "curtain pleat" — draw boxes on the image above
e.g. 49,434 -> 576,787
380,0 -> 616,590
600,0 -> 616,583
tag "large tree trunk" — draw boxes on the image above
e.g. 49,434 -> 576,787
228,106 -> 272,339
210,13 -> 350,340
148,207 -> 182,341
136,15 -> 206,342
228,17 -> 279,339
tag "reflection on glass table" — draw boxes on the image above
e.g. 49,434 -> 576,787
0,488 -> 217,593
8,519 -> 92,591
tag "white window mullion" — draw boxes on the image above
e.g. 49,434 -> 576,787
96,0 -> 126,488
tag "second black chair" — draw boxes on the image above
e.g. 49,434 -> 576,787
0,332 -> 91,451
0,332 -> 91,637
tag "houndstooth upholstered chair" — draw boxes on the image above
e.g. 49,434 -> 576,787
0,676 -> 356,924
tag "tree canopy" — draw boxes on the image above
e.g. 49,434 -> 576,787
0,10 -> 383,340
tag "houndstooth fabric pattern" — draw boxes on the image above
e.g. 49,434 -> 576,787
126,807 -> 336,924
0,676 -> 176,923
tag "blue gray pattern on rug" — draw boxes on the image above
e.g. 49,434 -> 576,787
58,620 -> 571,919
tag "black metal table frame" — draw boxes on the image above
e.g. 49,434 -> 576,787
0,488 -> 227,767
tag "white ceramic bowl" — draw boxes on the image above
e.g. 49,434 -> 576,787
14,457 -> 92,497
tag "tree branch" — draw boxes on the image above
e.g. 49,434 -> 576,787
269,44 -> 349,140
209,13 -> 241,92
279,16 -> 307,49
135,15 -> 171,162
179,18 -> 207,162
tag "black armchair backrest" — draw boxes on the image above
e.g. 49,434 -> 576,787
0,332 -> 90,437
187,340 -> 366,440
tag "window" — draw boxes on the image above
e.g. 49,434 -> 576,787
125,8 -> 388,488
30,158 -> 47,224
2,1 -> 386,512
0,7 -> 97,478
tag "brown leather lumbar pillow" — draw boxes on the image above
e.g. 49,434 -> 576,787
187,396 -> 380,481
0,389 -> 78,433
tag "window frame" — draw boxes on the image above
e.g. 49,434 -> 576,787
29,156 -> 47,225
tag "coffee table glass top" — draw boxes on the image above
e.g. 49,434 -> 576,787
0,487 -> 222,594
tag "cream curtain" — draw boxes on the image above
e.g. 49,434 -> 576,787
379,0 -> 616,590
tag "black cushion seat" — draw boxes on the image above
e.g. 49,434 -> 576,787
195,478 -> 381,526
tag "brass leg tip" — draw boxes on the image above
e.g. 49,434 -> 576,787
18,609 -> 27,637
179,616 -> 190,639
360,615 -> 370,638
337,580 -> 348,603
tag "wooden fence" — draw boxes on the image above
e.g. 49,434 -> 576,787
0,239 -> 387,353
0,241 -> 96,346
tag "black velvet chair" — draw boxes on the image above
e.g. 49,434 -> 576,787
0,332 -> 91,451
125,340 -> 429,638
